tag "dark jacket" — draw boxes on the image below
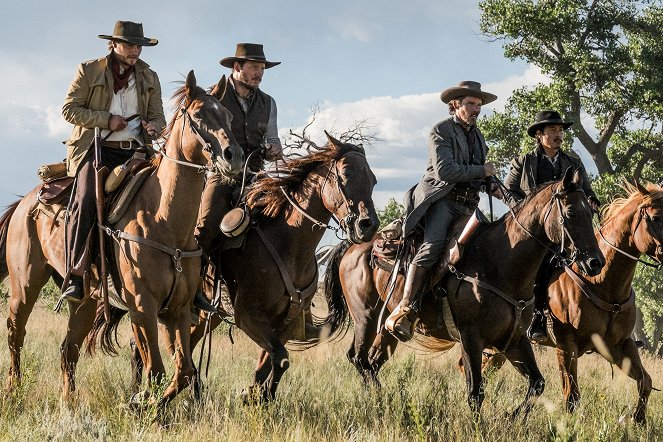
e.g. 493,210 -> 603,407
503,148 -> 600,207
403,116 -> 488,235
219,77 -> 273,172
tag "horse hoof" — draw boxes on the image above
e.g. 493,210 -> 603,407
126,390 -> 153,413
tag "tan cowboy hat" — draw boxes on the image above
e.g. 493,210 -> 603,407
98,21 -> 158,46
220,43 -> 281,69
527,110 -> 573,137
440,80 -> 497,105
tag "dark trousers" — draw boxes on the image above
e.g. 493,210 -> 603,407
411,197 -> 472,268
195,174 -> 236,255
533,252 -> 558,311
66,146 -> 134,276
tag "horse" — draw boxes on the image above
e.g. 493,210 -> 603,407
129,134 -> 380,402
0,71 -> 244,406
482,180 -> 662,423
322,168 -> 605,417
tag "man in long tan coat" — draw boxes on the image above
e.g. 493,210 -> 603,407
60,21 -> 165,301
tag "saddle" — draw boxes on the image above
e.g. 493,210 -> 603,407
35,159 -> 154,225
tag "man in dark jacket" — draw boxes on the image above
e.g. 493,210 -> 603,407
195,43 -> 282,255
385,81 -> 498,342
61,21 -> 165,302
504,110 -> 600,342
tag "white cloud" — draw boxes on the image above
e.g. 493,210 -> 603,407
281,64 -> 554,207
330,17 -> 383,43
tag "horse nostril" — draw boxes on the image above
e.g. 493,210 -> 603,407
223,147 -> 234,163
589,258 -> 602,271
357,217 -> 374,231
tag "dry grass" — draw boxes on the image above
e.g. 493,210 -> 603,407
0,298 -> 662,441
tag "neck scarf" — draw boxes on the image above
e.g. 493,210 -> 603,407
109,51 -> 134,93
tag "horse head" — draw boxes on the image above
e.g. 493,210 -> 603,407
176,70 -> 244,176
544,167 -> 605,276
322,132 -> 379,243
633,179 -> 663,264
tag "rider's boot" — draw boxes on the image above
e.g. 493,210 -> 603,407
527,283 -> 548,344
61,274 -> 85,303
385,264 -> 429,342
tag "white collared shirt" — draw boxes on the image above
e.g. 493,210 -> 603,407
101,73 -> 142,144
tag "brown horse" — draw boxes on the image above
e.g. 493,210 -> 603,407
484,180 -> 662,423
323,168 -> 605,416
0,71 -> 244,406
131,135 -> 380,402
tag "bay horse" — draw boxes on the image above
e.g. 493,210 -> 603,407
483,180 -> 662,423
132,134 -> 380,402
0,71 -> 244,406
323,168 -> 605,416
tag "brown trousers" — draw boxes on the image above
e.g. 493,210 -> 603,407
66,146 -> 134,276
195,174 -> 237,255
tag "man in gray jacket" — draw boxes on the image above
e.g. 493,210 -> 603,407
385,81 -> 498,342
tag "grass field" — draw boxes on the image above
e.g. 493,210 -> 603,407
0,295 -> 661,441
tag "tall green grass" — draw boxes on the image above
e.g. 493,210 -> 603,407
0,296 -> 661,441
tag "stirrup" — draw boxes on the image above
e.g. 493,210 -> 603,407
193,290 -> 216,313
527,312 -> 547,344
385,307 -> 418,342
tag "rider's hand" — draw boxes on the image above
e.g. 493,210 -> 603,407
109,115 -> 128,131
483,161 -> 497,177
142,120 -> 158,138
265,143 -> 283,161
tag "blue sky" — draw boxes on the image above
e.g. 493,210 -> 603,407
0,0 -> 564,217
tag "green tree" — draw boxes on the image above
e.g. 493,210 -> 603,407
377,197 -> 405,228
479,0 -> 663,350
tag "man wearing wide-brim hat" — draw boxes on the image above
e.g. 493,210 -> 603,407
385,81 -> 499,342
59,20 -> 166,302
195,43 -> 283,257
504,110 -> 600,343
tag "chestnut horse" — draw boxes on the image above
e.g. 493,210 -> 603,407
131,135 -> 379,402
484,181 -> 662,423
0,71 -> 243,405
323,168 -> 605,416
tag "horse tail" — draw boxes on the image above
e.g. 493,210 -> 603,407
0,200 -> 21,280
320,239 -> 354,341
85,301 -> 128,356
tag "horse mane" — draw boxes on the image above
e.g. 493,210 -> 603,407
246,142 -> 365,218
161,82 -> 209,139
601,180 -> 663,225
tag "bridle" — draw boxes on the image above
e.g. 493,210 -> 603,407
279,150 -> 365,243
598,199 -> 663,269
158,102 -> 224,174
508,183 -> 589,266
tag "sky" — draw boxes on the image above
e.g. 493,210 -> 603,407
0,0 -> 587,224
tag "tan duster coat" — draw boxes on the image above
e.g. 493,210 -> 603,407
61,54 -> 166,176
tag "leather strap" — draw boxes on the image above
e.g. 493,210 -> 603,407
563,265 -> 634,313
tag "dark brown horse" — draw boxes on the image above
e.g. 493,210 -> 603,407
131,135 -> 379,402
484,180 -> 662,423
0,71 -> 244,405
323,168 -> 605,416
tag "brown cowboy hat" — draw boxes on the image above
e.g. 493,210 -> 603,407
98,21 -> 158,46
220,43 -> 281,69
440,80 -> 497,105
527,110 -> 573,137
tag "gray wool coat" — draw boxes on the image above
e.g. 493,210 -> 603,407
402,116 -> 488,236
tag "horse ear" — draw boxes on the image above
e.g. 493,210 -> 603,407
573,167 -> 584,188
325,130 -> 342,147
185,70 -> 197,95
561,166 -> 575,190
633,176 -> 649,196
211,75 -> 227,100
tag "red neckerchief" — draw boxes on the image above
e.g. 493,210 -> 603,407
108,51 -> 134,93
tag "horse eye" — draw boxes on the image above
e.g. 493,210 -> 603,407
193,112 -> 202,120
565,210 -> 575,218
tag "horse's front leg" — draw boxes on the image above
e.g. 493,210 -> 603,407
504,335 -> 545,418
611,338 -> 652,424
555,336 -> 580,413
158,307 -> 196,405
129,303 -> 166,392
459,332 -> 487,416
60,297 -> 98,400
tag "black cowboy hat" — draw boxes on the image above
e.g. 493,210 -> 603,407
220,43 -> 281,69
98,21 -> 158,46
440,80 -> 497,105
527,110 -> 573,137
